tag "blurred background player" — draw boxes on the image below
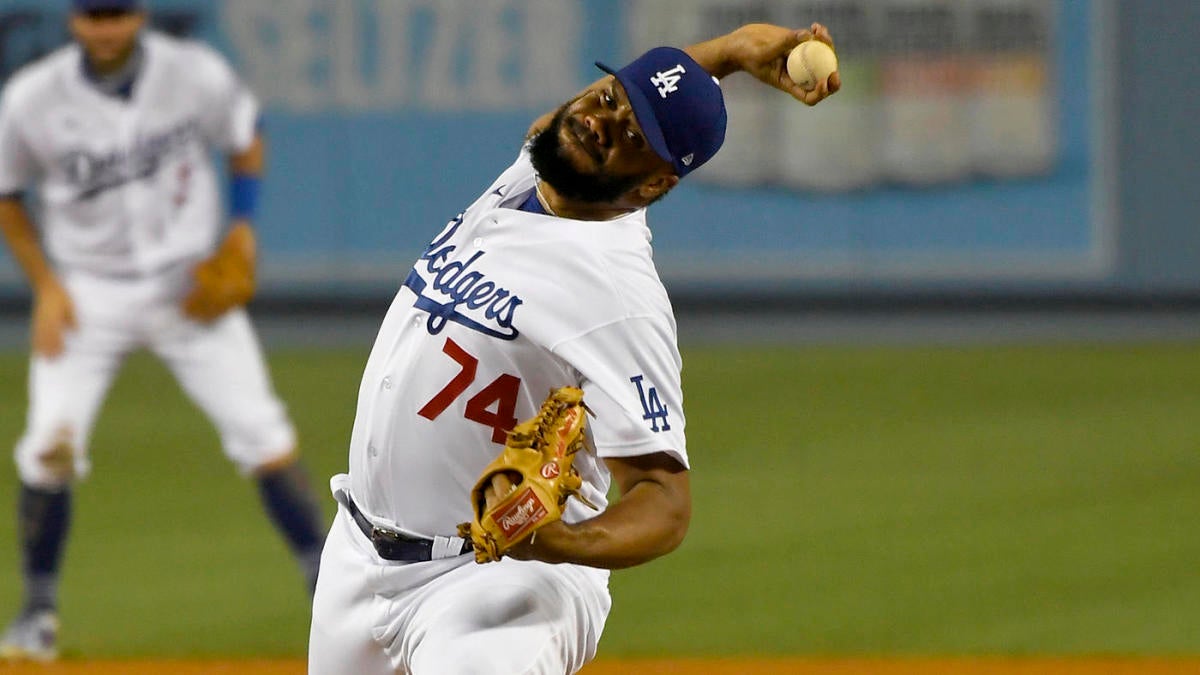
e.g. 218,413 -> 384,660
307,22 -> 838,675
0,0 -> 326,661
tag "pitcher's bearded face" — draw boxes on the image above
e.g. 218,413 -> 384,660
528,105 -> 646,204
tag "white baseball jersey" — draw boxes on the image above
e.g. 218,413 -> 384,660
1,32 -> 292,486
0,30 -> 259,278
341,146 -> 689,539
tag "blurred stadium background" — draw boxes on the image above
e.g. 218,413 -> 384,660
1,0 -> 1198,665
0,0 -> 1196,306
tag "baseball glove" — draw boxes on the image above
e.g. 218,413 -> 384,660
182,224 -> 256,322
457,386 -> 597,563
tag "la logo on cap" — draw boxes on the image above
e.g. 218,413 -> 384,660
650,65 -> 686,98
594,47 -> 727,178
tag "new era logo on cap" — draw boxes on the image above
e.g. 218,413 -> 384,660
596,47 -> 727,178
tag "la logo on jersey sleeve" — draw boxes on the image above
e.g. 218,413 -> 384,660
630,374 -> 670,432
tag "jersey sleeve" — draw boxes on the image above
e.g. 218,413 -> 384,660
0,86 -> 38,195
553,316 -> 689,469
190,43 -> 261,152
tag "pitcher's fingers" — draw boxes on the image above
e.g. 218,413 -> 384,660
810,23 -> 835,49
492,472 -> 514,496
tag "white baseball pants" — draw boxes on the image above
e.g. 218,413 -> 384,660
13,271 -> 295,487
308,493 -> 612,675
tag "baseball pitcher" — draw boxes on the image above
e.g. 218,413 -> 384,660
307,21 -> 839,675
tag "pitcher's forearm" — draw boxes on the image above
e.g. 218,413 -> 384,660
555,478 -> 691,569
684,33 -> 742,79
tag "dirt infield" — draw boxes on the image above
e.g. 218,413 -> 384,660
582,659 -> 1200,674
2,659 -> 1200,674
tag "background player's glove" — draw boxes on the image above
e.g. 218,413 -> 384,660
458,386 -> 597,563
182,223 -> 256,322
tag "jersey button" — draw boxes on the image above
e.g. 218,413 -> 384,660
382,376 -> 393,390
368,444 -> 378,457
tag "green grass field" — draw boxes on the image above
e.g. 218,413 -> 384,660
1,342 -> 1198,659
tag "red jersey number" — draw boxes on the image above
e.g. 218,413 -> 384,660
418,338 -> 520,444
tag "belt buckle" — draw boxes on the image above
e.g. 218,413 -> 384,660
371,526 -> 401,544
370,525 -> 412,561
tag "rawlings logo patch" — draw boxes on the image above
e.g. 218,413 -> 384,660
540,462 -> 560,479
495,488 -> 547,539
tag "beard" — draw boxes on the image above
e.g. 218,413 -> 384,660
528,105 -> 644,204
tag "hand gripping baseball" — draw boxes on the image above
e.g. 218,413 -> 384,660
713,23 -> 840,106
458,386 -> 598,563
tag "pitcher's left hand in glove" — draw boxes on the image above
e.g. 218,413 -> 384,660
458,386 -> 597,563
182,222 -> 256,322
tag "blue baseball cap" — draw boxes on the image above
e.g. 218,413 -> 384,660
596,47 -> 727,178
72,0 -> 143,11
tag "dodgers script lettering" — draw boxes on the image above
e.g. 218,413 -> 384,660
403,215 -> 523,340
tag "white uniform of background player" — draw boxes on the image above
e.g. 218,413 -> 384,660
0,33 -> 286,479
308,24 -> 839,675
0,1 -> 325,661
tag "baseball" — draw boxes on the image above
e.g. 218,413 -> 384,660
786,39 -> 838,91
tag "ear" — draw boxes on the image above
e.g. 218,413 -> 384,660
636,172 -> 679,204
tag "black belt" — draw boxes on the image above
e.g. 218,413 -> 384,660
344,495 -> 471,562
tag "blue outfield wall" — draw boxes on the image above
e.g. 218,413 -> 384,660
0,0 -> 1137,299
